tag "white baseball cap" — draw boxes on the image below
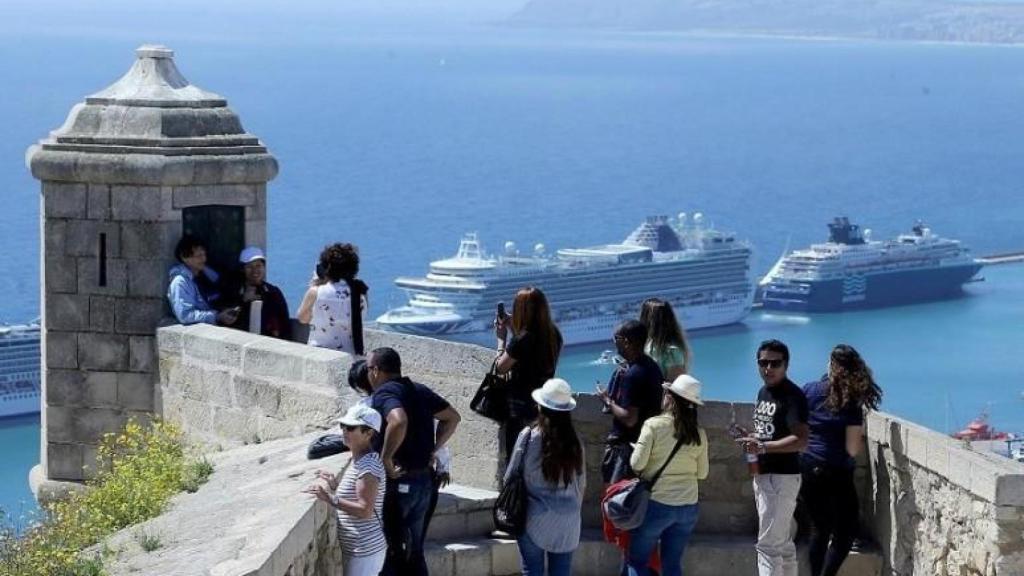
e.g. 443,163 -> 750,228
531,378 -> 577,412
334,404 -> 381,432
663,374 -> 704,406
239,246 -> 266,264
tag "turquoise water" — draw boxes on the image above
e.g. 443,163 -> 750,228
0,15 -> 1023,515
0,415 -> 40,524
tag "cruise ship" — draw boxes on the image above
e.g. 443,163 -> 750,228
0,320 -> 41,419
377,213 -> 755,346
760,218 -> 983,312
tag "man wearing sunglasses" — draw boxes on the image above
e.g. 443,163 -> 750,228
737,339 -> 809,576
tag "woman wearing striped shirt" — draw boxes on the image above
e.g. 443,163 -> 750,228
306,404 -> 387,575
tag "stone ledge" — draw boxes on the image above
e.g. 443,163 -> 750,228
867,410 -> 1024,505
425,531 -> 883,576
100,433 -> 346,576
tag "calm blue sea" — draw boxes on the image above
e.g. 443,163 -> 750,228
1,11 -> 1023,515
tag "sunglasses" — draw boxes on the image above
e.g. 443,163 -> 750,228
757,358 -> 784,369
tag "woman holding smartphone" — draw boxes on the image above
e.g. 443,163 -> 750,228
494,286 -> 563,466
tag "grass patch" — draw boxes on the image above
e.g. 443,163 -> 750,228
135,530 -> 161,553
0,420 -> 212,576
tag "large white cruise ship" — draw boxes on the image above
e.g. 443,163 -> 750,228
377,213 -> 755,346
0,320 -> 41,419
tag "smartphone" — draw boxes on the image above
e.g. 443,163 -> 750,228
727,423 -> 749,440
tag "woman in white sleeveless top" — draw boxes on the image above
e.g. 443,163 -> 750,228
298,243 -> 368,355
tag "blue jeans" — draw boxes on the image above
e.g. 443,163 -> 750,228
627,501 -> 699,576
517,531 -> 574,576
381,471 -> 433,576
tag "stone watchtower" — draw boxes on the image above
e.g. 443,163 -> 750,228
27,45 -> 277,493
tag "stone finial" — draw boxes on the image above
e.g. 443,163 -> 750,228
27,44 -> 277,185
86,44 -> 225,108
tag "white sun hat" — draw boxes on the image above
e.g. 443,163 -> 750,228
334,403 -> 381,432
663,374 -> 705,406
531,378 -> 577,412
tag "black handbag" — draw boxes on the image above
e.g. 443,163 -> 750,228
470,360 -> 510,423
493,427 -> 532,535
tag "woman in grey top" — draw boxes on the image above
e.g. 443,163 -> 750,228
505,378 -> 585,576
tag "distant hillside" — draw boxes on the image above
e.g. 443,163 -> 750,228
509,0 -> 1024,44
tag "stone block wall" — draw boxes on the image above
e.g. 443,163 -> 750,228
158,324 -> 769,535
865,411 -> 1024,575
40,182 -> 268,481
158,323 -> 357,448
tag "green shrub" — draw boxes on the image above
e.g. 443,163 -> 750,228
0,419 -> 213,576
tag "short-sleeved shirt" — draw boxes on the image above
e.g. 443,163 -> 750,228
752,378 -> 809,475
370,377 -> 450,470
506,331 -> 559,419
645,343 -> 687,379
335,452 -> 387,557
607,354 -> 664,443
802,377 -> 865,470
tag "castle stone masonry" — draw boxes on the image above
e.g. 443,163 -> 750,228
28,44 -> 277,485
28,45 -> 1024,575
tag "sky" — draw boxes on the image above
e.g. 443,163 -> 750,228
0,0 -> 528,37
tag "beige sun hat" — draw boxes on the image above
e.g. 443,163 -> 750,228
663,374 -> 704,406
531,378 -> 577,411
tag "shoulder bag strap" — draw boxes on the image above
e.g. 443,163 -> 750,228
648,434 -> 687,488
345,279 -> 366,356
517,427 -> 533,479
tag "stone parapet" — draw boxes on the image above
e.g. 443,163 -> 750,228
99,433 -> 345,576
158,324 -> 358,448
865,410 -> 1024,575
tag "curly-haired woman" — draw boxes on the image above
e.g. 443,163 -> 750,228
298,243 -> 368,355
800,344 -> 882,576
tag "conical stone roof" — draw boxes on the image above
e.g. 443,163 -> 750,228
28,45 -> 277,185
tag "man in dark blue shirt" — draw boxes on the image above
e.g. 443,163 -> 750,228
368,347 -> 461,576
597,319 -> 664,484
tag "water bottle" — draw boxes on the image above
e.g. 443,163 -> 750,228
728,423 -> 761,476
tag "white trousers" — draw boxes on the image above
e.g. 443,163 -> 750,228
343,549 -> 386,576
753,473 -> 801,576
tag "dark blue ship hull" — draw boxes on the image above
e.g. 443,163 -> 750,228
761,263 -> 984,312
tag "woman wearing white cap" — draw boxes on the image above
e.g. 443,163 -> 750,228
504,378 -> 585,576
625,375 -> 709,576
305,404 -> 387,576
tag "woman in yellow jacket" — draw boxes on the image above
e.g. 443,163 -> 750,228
626,374 -> 709,576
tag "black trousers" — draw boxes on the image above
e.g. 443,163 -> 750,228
800,461 -> 859,576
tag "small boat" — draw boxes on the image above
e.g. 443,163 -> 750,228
951,412 -> 1008,441
591,350 -> 620,366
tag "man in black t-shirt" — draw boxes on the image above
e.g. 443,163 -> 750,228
597,320 -> 664,484
736,339 -> 809,576
368,347 -> 461,576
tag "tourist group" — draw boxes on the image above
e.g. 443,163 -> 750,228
165,237 -> 883,576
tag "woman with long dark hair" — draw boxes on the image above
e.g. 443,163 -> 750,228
504,378 -> 585,576
495,286 -> 564,464
800,344 -> 882,576
626,374 -> 708,576
639,298 -> 692,381
298,243 -> 368,355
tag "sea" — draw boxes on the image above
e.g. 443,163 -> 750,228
1,4 -> 1023,518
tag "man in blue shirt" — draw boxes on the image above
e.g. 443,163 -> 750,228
597,319 -> 664,484
166,235 -> 237,326
368,347 -> 461,576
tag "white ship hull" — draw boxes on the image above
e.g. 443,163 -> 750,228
0,391 -> 40,419
378,215 -> 756,347
396,296 -> 752,347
